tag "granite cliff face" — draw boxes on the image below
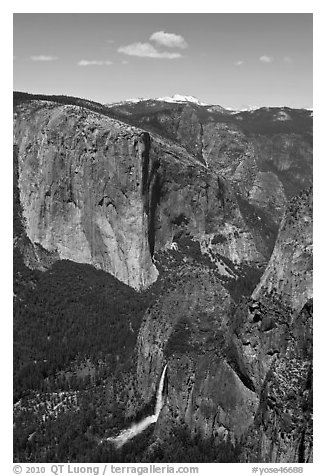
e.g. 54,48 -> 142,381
252,188 -> 312,311
14,100 -> 161,289
237,188 -> 313,462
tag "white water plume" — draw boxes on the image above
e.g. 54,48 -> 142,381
107,364 -> 167,448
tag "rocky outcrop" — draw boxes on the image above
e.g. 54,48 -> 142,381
230,190 -> 313,462
135,266 -> 259,444
238,299 -> 313,463
252,187 -> 312,311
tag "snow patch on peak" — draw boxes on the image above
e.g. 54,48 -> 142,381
156,94 -> 208,106
226,105 -> 261,114
106,94 -> 209,107
106,97 -> 150,107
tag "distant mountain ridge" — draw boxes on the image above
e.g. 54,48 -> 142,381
106,93 -> 312,113
106,94 -> 209,107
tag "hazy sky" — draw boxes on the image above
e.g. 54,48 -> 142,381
13,13 -> 312,108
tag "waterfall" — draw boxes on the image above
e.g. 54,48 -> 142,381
107,364 -> 167,448
154,364 -> 167,416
